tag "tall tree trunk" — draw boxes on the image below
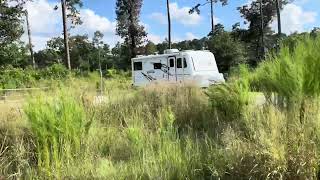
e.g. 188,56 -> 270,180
25,10 -> 35,68
210,0 -> 214,35
166,0 -> 171,49
61,0 -> 71,70
128,1 -> 136,59
275,0 -> 281,52
259,0 -> 265,59
275,0 -> 281,36
130,33 -> 136,58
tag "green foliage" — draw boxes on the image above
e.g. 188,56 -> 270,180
237,0 -> 290,65
0,0 -> 25,46
252,36 -> 320,107
34,49 -> 62,68
41,64 -> 70,80
144,41 -> 157,55
115,0 -> 147,59
0,66 -> 38,89
24,89 -> 90,177
207,30 -> 248,72
35,34 -> 113,71
111,42 -> 131,69
0,42 -> 29,67
106,68 -> 130,79
208,65 -> 250,122
0,64 -> 69,89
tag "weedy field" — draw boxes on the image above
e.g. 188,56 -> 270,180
1,37 -> 320,179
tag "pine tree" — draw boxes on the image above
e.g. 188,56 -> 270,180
115,0 -> 147,61
55,0 -> 83,69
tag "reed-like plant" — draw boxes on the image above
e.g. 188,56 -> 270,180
24,89 -> 90,177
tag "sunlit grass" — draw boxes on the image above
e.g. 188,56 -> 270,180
2,36 -> 320,179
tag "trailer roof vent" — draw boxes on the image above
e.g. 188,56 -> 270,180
164,49 -> 179,54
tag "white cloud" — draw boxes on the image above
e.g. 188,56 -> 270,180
170,3 -> 202,26
185,32 -> 198,40
22,0 -> 119,51
76,9 -> 116,34
21,34 -> 53,51
294,0 -> 310,5
146,32 -> 200,44
147,34 -> 163,44
73,9 -> 119,46
21,0 -> 202,51
25,0 -> 61,35
22,0 -> 61,50
150,13 -> 167,25
150,2 -> 202,26
271,4 -> 317,34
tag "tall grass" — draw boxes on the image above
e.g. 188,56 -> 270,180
2,36 -> 320,179
23,89 -> 92,178
206,36 -> 320,178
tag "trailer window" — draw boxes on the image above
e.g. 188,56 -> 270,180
183,58 -> 187,68
177,58 -> 182,68
170,59 -> 174,67
134,62 -> 142,71
153,63 -> 162,69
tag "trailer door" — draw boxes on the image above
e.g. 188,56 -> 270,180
168,56 -> 177,81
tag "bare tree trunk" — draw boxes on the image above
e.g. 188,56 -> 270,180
275,0 -> 281,52
259,0 -> 265,59
275,0 -> 281,36
166,0 -> 171,49
210,0 -> 215,35
25,10 -> 35,68
128,1 -> 136,59
61,0 -> 71,70
131,34 -> 136,58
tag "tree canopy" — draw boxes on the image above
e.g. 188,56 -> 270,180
115,0 -> 147,61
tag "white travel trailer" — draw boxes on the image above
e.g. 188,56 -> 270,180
131,49 -> 225,87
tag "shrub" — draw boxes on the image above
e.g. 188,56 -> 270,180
252,36 -> 320,108
0,64 -> 70,89
0,66 -> 37,89
40,63 -> 70,80
207,65 -> 251,136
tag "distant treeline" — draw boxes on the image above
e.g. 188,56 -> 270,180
1,0 -> 320,73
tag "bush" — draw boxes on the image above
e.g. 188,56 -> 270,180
0,66 -> 38,89
0,64 -> 70,89
40,63 -> 70,80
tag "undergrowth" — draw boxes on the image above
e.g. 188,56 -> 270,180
1,36 -> 320,179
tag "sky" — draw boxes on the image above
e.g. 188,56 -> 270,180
21,0 -> 320,51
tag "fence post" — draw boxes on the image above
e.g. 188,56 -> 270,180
4,90 -> 7,102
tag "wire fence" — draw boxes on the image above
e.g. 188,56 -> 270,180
0,87 -> 49,102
